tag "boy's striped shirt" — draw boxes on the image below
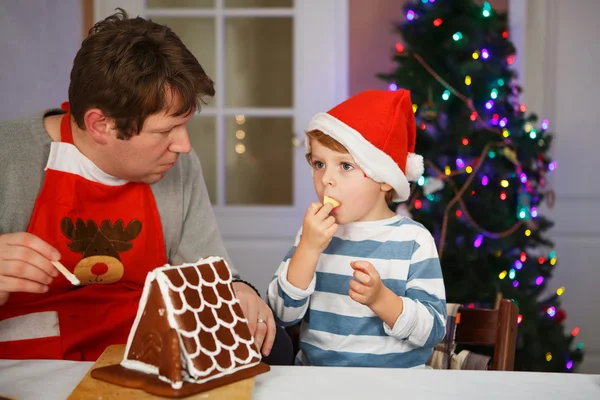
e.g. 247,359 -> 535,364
267,214 -> 447,368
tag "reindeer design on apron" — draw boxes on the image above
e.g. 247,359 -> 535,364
60,218 -> 142,285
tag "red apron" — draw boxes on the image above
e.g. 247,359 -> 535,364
0,103 -> 168,361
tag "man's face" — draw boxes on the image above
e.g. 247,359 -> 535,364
102,107 -> 194,184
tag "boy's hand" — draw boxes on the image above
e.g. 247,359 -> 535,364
349,261 -> 384,306
299,202 -> 338,253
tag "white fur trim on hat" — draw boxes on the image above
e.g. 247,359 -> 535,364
306,112 -> 411,202
406,153 -> 424,182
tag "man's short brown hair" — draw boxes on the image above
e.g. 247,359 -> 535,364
68,8 -> 215,139
306,130 -> 396,204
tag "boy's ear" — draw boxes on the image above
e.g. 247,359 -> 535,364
381,183 -> 393,193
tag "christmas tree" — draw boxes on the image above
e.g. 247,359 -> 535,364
379,0 -> 584,372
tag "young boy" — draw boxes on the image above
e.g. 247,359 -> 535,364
267,89 -> 447,368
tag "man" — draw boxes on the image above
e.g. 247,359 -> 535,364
0,9 -> 292,364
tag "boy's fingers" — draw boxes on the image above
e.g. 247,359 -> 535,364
352,260 -> 377,275
306,202 -> 322,217
353,270 -> 371,285
323,216 -> 336,228
348,288 -> 365,304
326,223 -> 339,236
316,202 -> 334,218
349,279 -> 367,294
351,260 -> 369,271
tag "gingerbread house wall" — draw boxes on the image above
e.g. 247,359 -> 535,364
124,280 -> 171,370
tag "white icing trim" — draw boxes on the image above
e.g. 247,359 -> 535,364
157,273 -> 184,331
213,263 -> 231,284
176,313 -> 201,338
158,375 -> 183,390
214,307 -> 237,330
306,112 -> 412,202
46,142 -> 128,186
186,335 -> 201,359
122,271 -> 156,364
121,359 -> 159,375
218,337 -> 238,352
187,357 -> 260,383
231,348 -> 257,365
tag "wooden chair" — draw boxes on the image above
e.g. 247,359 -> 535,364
453,299 -> 519,371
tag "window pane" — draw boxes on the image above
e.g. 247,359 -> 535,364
188,117 -> 217,204
225,0 -> 293,7
151,17 -> 217,107
225,18 -> 292,107
225,117 -> 292,205
147,0 -> 215,8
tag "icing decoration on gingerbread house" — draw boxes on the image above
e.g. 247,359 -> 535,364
114,256 -> 266,391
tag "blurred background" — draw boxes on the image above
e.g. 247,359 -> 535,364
1,0 -> 598,373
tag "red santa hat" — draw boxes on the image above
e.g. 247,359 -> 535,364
306,89 -> 424,202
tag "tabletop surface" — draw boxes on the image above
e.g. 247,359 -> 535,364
1,359 -> 599,400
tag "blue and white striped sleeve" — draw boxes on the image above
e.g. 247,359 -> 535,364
383,229 -> 447,348
266,228 -> 314,327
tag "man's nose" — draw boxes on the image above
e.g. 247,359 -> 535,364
170,127 -> 192,154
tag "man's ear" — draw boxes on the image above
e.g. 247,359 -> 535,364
83,108 -> 115,145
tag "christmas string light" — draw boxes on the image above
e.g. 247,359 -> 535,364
398,51 -> 559,254
394,30 -> 571,357
418,142 -> 524,257
411,52 -> 516,139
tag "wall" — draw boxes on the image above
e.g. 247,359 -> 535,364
519,0 -> 600,374
0,0 -> 82,120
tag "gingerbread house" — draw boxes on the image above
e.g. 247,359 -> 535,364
91,256 -> 269,397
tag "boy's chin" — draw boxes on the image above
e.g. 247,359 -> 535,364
332,211 -> 350,225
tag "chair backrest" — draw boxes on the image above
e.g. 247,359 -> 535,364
454,299 -> 519,371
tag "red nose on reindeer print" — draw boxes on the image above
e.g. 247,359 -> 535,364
60,217 -> 142,285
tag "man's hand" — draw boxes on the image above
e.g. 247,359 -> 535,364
348,261 -> 384,306
0,233 -> 61,306
233,281 -> 276,357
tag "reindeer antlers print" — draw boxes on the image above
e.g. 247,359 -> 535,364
99,220 -> 142,252
60,217 -> 142,258
60,218 -> 97,254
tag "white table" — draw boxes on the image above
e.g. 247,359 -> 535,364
1,359 -> 599,400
